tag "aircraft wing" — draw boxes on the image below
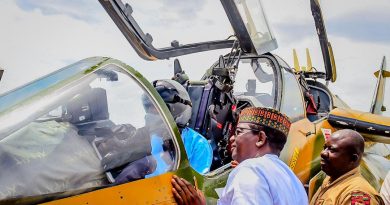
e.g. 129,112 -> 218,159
328,108 -> 390,144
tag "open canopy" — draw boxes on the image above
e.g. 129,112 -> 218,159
99,0 -> 277,60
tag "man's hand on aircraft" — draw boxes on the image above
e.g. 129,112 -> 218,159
171,175 -> 206,205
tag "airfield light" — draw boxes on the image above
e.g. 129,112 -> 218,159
234,0 -> 277,54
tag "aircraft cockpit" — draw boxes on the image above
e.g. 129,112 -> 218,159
0,58 -> 180,203
234,57 -> 277,108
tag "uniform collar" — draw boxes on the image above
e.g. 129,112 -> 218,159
323,167 -> 360,188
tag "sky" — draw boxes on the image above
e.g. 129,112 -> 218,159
1,0 -> 390,115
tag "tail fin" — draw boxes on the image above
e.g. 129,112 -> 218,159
370,56 -> 389,114
293,49 -> 313,72
293,49 -> 301,72
306,48 -> 313,72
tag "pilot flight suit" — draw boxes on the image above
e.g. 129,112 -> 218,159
310,167 -> 384,205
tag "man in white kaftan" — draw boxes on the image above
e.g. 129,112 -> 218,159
171,107 -> 308,205
218,154 -> 307,205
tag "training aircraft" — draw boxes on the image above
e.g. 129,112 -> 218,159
0,0 -> 389,204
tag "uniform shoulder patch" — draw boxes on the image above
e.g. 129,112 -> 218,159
351,191 -> 371,205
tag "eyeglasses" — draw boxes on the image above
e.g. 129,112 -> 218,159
234,127 -> 260,137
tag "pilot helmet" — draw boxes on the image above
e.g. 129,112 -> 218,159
152,79 -> 192,128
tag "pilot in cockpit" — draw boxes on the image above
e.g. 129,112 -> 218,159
113,80 -> 213,184
147,79 -> 213,175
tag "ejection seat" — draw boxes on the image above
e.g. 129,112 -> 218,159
65,87 -> 113,137
172,59 -> 236,170
305,80 -> 332,121
67,86 -> 155,183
